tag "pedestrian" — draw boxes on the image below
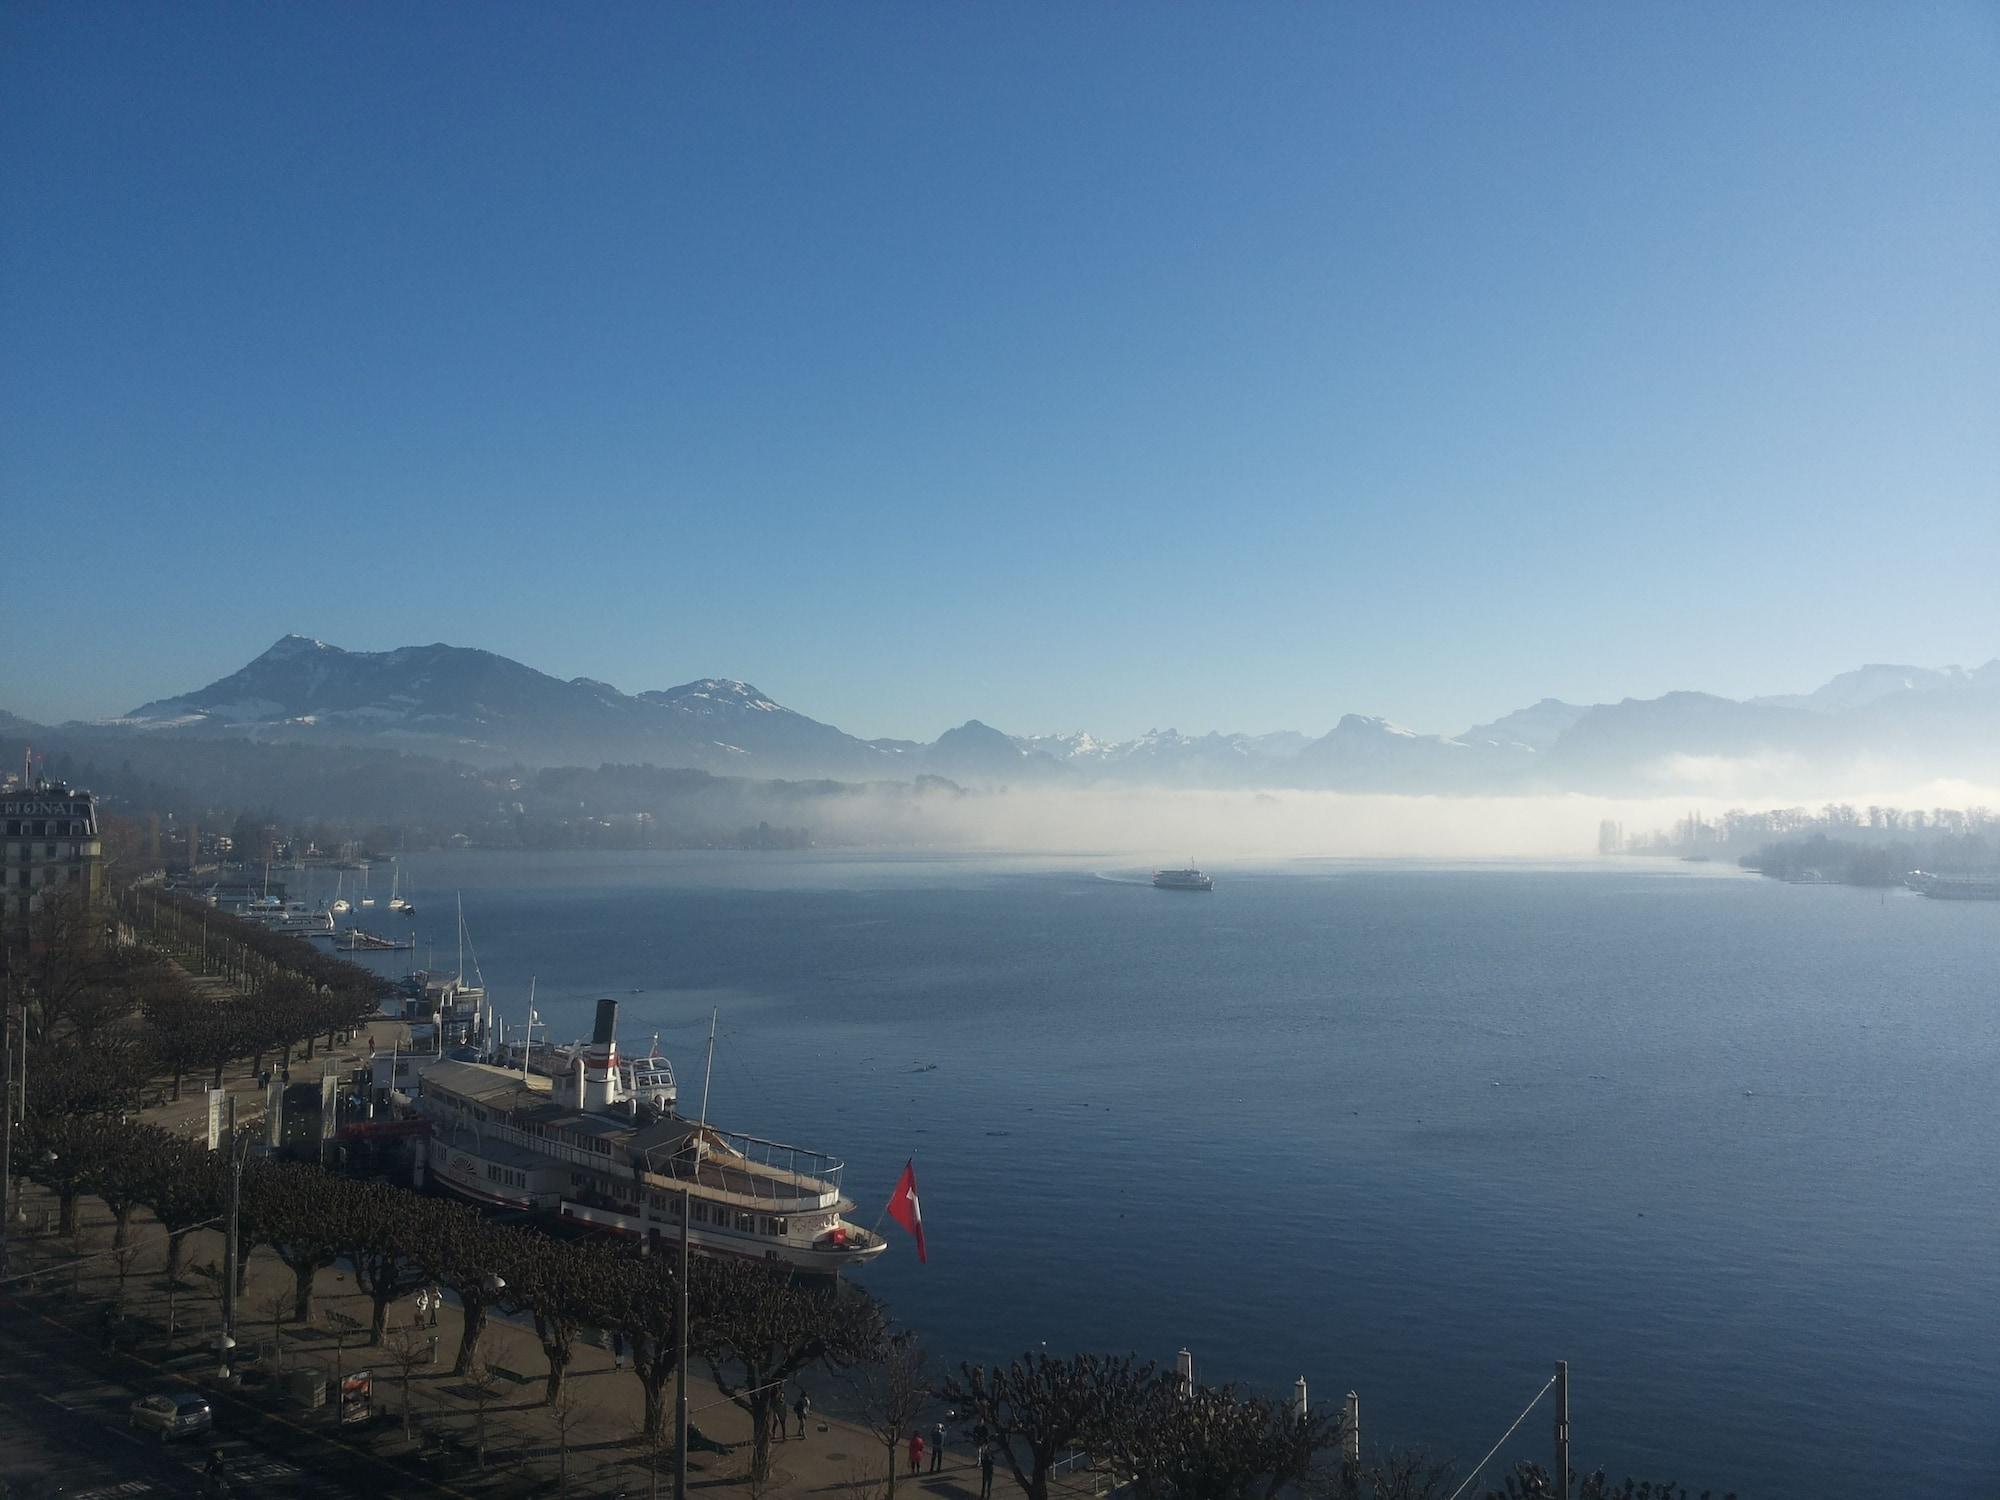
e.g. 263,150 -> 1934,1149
795,1388 -> 811,1438
412,1288 -> 430,1328
979,1444 -> 995,1500
427,1282 -> 442,1327
931,1420 -> 946,1473
612,1330 -> 625,1371
907,1431 -> 924,1476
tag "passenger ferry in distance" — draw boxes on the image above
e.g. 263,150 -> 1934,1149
1905,870 -> 2000,901
1152,865 -> 1215,891
405,998 -> 885,1273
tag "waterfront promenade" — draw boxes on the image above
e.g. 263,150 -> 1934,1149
1,950 -> 1066,1499
4,1181 -> 1013,1499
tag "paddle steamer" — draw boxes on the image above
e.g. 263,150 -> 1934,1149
406,999 -> 884,1272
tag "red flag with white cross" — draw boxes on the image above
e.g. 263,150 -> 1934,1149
886,1158 -> 927,1263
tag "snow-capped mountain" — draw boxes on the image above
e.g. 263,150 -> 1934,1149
119,636 -> 901,780
1748,662 -> 1983,714
91,636 -> 2000,794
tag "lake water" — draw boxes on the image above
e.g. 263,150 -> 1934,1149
339,852 -> 2000,1498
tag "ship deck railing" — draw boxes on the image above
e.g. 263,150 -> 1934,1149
639,1127 -> 845,1210
438,1108 -> 844,1213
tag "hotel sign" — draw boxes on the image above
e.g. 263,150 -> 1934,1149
3,802 -> 83,817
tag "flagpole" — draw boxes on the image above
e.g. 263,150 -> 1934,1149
869,1150 -> 917,1237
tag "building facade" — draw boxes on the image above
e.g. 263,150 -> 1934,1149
1,784 -> 103,934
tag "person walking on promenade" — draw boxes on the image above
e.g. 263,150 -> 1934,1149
978,1443 -> 995,1499
412,1288 -> 430,1328
426,1282 -> 442,1327
931,1420 -> 946,1473
795,1388 -> 812,1438
908,1431 -> 925,1476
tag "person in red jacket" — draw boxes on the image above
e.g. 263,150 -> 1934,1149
907,1430 -> 925,1476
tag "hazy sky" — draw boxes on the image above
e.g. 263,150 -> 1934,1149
3,4 -> 1995,740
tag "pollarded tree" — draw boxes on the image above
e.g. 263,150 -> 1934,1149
337,1179 -> 433,1344
1483,1463 -> 1738,1500
516,1234 -> 622,1408
249,1159 -> 345,1321
701,1264 -> 890,1485
942,1352 -> 1154,1500
414,1202 -> 531,1375
1097,1379 -> 1345,1500
132,1130 -> 224,1279
602,1241 -> 736,1442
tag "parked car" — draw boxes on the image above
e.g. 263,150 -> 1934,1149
128,1392 -> 212,1441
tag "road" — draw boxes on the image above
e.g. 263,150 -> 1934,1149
0,1303 -> 365,1500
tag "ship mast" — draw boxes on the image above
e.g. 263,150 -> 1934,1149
697,1008 -> 718,1134
523,976 -> 537,1081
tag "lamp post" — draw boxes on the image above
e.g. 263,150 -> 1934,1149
676,1185 -> 690,1500
219,1095 -> 252,1379
0,978 -> 14,1281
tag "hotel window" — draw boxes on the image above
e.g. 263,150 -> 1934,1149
694,1202 -> 709,1223
774,1217 -> 788,1236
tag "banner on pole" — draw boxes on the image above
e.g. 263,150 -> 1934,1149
319,1072 -> 338,1150
266,1074 -> 285,1147
206,1088 -> 225,1152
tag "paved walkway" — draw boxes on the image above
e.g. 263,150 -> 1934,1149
8,1186 -> 1037,1499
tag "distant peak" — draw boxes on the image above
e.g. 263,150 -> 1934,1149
264,634 -> 335,657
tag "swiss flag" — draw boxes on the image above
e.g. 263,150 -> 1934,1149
886,1159 -> 927,1263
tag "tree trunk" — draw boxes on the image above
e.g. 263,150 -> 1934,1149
748,1391 -> 775,1483
170,1070 -> 183,1102
58,1189 -> 78,1236
369,1289 -> 390,1345
211,1062 -> 225,1089
535,1313 -> 573,1408
112,1205 -> 132,1248
289,1260 -> 317,1321
166,1228 -> 190,1279
638,1369 -> 667,1439
453,1296 -> 489,1375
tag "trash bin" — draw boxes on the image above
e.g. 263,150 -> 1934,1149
283,1369 -> 326,1410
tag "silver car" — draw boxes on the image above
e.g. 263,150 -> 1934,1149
127,1392 -> 212,1441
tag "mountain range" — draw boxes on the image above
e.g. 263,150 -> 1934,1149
21,635 -> 2000,795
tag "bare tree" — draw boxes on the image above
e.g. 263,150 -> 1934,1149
550,1380 -> 589,1499
463,1357 -> 503,1469
384,1327 -> 431,1440
849,1329 -> 931,1499
260,1288 -> 289,1371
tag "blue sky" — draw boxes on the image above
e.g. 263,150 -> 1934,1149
3,3 -> 1995,740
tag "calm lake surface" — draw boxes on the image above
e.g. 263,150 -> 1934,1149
338,852 -> 2000,1498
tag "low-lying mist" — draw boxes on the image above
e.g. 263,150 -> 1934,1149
812,776 -> 2000,859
